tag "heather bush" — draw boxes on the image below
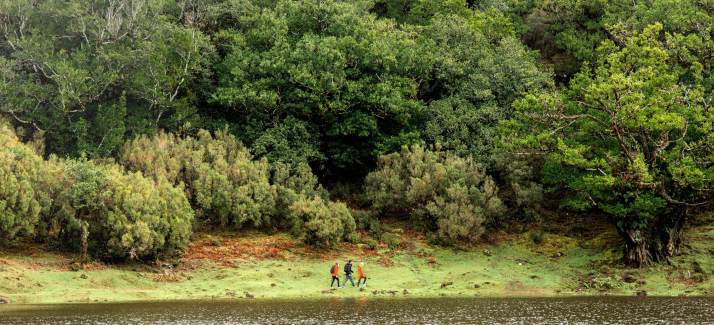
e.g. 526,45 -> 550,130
365,145 -> 504,242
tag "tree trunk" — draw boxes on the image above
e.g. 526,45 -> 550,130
654,207 -> 687,263
622,228 -> 652,268
621,207 -> 687,268
80,219 -> 88,265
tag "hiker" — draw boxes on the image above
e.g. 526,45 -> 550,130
357,262 -> 367,287
343,259 -> 356,288
330,262 -> 341,289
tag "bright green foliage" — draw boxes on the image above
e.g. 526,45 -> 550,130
102,172 -> 194,259
533,0 -> 714,77
288,196 -> 356,247
119,129 -> 352,244
120,129 -> 277,227
0,124 -> 43,240
0,0 -> 212,158
500,25 -> 714,265
364,145 -> 504,242
58,156 -> 194,261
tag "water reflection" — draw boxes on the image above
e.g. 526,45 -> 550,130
1,296 -> 714,324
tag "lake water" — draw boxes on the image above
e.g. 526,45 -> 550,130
1,296 -> 714,324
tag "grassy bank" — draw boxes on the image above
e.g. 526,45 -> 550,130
1,223 -> 713,304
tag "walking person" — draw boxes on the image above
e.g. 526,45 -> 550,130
357,262 -> 367,287
343,259 -> 356,288
330,262 -> 341,289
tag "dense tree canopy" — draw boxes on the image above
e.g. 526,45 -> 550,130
3,0 -> 714,263
207,0 -> 548,177
500,24 -> 714,266
0,0 -> 211,158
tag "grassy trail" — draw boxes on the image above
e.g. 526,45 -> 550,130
1,225 -> 713,303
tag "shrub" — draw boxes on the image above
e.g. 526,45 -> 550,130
288,196 -> 356,247
120,130 -> 331,234
529,230 -> 544,245
494,153 -> 545,224
361,238 -> 378,250
121,129 -> 277,227
353,210 -> 374,230
383,233 -> 402,250
0,122 -> 194,260
99,171 -> 194,259
364,145 -> 504,243
369,219 -> 382,240
0,125 -> 44,241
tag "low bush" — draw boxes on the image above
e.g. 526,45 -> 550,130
383,233 -> 402,250
362,238 -> 378,250
288,196 -> 356,247
365,145 -> 505,243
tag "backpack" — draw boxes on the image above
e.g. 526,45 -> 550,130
330,265 -> 335,274
344,264 -> 349,273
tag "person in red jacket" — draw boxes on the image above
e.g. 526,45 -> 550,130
330,262 -> 341,289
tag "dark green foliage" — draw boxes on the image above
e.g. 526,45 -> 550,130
352,210 -> 377,232
529,230 -> 544,245
364,145 -> 505,243
207,0 -> 549,177
422,12 -> 551,168
369,219 -> 383,240
0,0 -> 212,158
494,153 -> 544,223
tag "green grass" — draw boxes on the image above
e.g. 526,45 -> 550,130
1,224 -> 713,303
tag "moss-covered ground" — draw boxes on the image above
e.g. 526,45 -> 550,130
1,221 -> 713,303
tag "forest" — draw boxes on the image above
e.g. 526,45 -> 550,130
1,0 -> 714,269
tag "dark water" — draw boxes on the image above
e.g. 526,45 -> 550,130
1,296 -> 714,324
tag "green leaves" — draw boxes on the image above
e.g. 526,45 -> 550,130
0,121 -> 194,259
364,144 -> 504,242
502,24 -> 714,264
0,0 -> 212,158
0,124 -> 43,241
288,196 -> 355,247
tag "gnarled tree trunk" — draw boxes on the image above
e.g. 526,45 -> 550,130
621,207 -> 687,268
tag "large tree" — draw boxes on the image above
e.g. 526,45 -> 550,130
500,24 -> 714,266
0,0 -> 212,158
208,0 -> 549,177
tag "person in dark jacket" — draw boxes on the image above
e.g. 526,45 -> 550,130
343,260 -> 356,288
